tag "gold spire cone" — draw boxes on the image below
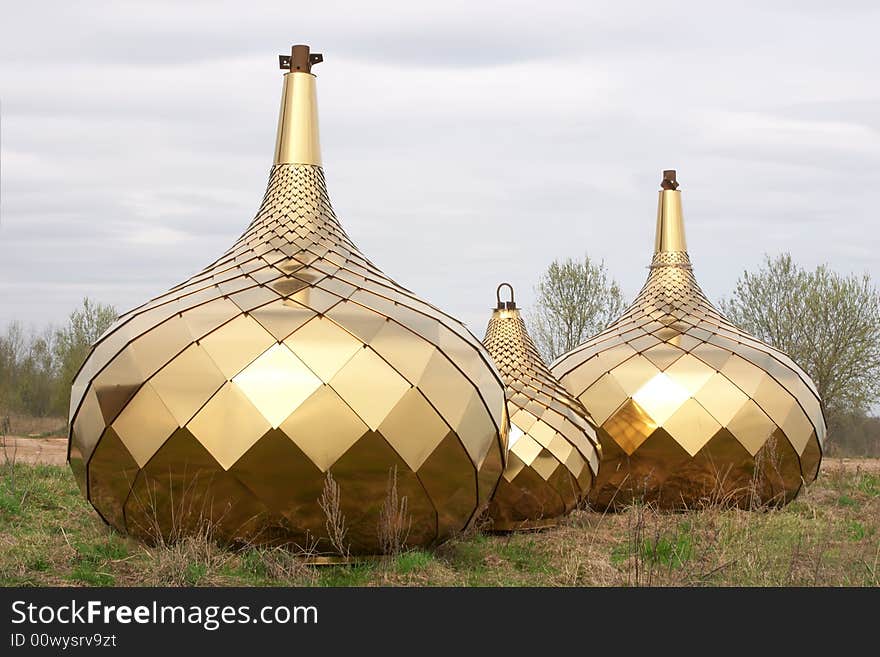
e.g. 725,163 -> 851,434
482,284 -> 601,529
67,45 -> 506,553
551,171 -> 826,510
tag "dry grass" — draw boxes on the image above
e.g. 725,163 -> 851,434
0,460 -> 877,586
318,471 -> 349,559
1,414 -> 67,438
378,466 -> 411,558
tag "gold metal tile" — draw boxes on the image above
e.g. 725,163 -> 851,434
186,384 -> 271,469
124,427 -> 268,542
279,385 -> 368,471
523,418 -> 554,449
329,347 -> 410,431
87,428 -> 139,529
324,301 -> 387,343
199,314 -> 275,379
232,343 -> 323,427
416,350 -> 475,428
602,399 -> 656,455
780,406 -> 813,455
367,320 -> 438,384
690,342 -> 732,371
329,431 -> 437,551
249,298 -> 316,341
70,388 -> 106,464
753,376 -> 797,427
91,348 -> 146,425
608,354 -> 660,393
416,432 -> 478,537
693,373 -> 750,426
284,316 -> 363,381
726,399 -> 776,456
632,372 -> 691,425
229,285 -> 280,313
642,343 -> 686,370
289,286 -> 340,314
662,399 -> 722,456
149,344 -> 226,426
510,408 -> 538,433
230,428 -> 324,527
454,393 -> 496,468
502,451 -> 526,483
664,353 -> 715,395
512,434 -> 542,465
579,373 -> 628,426
180,298 -> 240,341
377,388 -> 449,471
531,449 -> 560,480
111,382 -> 179,468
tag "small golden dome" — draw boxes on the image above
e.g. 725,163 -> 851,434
483,284 -> 601,529
67,45 -> 506,553
552,170 -> 825,509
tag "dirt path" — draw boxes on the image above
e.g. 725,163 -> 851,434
1,436 -> 68,466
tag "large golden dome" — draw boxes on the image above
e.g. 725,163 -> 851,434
483,284 -> 600,529
552,171 -> 825,510
67,45 -> 506,553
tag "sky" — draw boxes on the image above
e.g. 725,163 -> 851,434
1,0 -> 879,337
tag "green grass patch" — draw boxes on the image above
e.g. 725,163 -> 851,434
844,520 -> 869,542
498,539 -> 550,573
611,532 -> 694,569
396,550 -> 434,574
837,494 -> 859,508
69,563 -> 115,586
319,564 -> 374,587
857,474 -> 880,497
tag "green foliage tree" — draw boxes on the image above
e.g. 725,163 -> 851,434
0,298 -> 117,420
719,254 -> 880,435
51,298 -> 118,416
528,256 -> 626,363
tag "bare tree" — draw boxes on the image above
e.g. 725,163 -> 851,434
719,253 -> 880,434
52,298 -> 118,416
0,298 -> 117,420
528,256 -> 626,363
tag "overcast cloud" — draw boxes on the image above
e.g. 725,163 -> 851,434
1,0 -> 878,336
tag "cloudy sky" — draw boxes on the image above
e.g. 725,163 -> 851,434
1,0 -> 878,337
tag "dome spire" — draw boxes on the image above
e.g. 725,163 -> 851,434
654,169 -> 687,255
274,44 -> 323,166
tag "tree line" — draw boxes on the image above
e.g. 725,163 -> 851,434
0,299 -> 117,420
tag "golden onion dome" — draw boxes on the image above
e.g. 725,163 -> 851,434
551,170 -> 825,510
67,45 -> 507,553
482,284 -> 601,529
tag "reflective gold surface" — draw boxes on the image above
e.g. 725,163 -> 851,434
274,71 -> 321,166
482,285 -> 601,530
551,172 -> 826,510
68,46 -> 506,554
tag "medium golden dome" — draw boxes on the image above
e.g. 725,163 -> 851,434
483,284 -> 601,529
67,45 -> 506,553
551,171 -> 825,510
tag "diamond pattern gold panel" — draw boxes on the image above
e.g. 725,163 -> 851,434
482,286 -> 601,530
552,172 -> 826,509
67,53 -> 506,554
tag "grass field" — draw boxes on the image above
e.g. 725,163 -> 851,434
1,459 -> 878,587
